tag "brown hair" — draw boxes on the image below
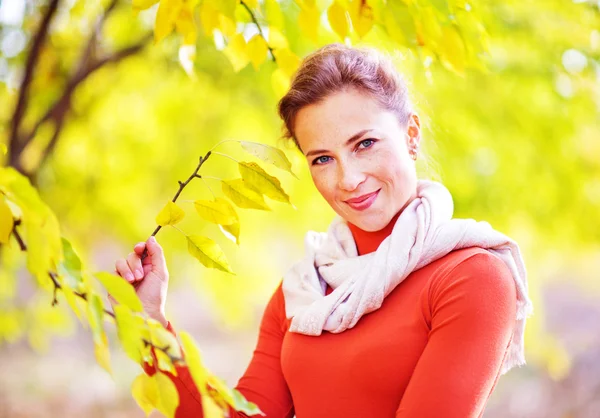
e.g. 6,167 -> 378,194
277,43 -> 414,151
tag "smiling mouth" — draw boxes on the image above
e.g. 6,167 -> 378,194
344,189 -> 381,211
345,189 -> 380,204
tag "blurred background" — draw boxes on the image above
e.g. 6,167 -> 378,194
0,0 -> 599,417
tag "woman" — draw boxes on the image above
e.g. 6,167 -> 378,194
112,44 -> 532,417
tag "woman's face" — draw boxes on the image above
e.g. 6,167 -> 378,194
294,88 -> 421,232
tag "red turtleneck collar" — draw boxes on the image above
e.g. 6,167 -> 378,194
347,211 -> 401,256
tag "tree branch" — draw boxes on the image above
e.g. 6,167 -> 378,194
146,151 -> 213,252
9,0 -> 61,170
240,0 -> 277,63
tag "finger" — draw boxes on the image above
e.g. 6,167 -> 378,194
133,242 -> 146,255
145,236 -> 168,278
115,258 -> 135,283
127,252 -> 144,281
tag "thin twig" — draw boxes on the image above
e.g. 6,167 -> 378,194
11,220 -> 27,251
143,151 -> 213,260
240,0 -> 277,63
48,271 -> 116,318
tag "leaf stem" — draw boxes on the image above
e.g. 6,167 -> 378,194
212,151 -> 239,164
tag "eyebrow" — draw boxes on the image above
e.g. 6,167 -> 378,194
304,129 -> 374,158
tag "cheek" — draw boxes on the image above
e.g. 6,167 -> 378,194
310,169 -> 335,201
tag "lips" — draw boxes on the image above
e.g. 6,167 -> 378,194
345,190 -> 380,204
344,189 -> 381,211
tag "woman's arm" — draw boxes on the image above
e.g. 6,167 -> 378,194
395,252 -> 517,418
143,281 -> 295,418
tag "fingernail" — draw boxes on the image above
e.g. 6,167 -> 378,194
125,272 -> 134,282
150,236 -> 156,243
135,269 -> 143,279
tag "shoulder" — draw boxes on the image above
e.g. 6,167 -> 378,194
428,247 -> 517,314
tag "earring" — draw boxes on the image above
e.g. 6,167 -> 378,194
410,148 -> 418,161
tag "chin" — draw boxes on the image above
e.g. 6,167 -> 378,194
351,213 -> 390,232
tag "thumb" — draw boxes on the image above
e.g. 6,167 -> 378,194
146,236 -> 168,277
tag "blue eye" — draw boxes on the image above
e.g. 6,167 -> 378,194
359,139 -> 375,149
313,156 -> 331,165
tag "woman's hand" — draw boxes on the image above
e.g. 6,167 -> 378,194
111,236 -> 169,327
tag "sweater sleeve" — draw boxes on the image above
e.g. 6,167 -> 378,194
142,282 -> 295,418
395,252 -> 517,418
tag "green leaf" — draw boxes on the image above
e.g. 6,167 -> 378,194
60,237 -> 83,285
156,201 -> 185,226
186,235 -> 234,273
86,293 -> 112,375
238,162 -> 291,205
194,198 -> 238,225
221,178 -> 271,211
239,141 -> 297,178
95,272 -> 144,312
232,389 -> 265,416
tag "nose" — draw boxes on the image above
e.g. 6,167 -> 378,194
337,161 -> 365,192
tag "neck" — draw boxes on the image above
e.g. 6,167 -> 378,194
347,211 -> 401,255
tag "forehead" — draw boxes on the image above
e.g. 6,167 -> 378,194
294,88 -> 396,152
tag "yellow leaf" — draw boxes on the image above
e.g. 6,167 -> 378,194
154,372 -> 180,418
200,0 -> 220,36
239,141 -> 297,178
218,14 -> 237,37
265,0 -> 284,29
155,347 -> 178,376
268,27 -> 288,49
133,0 -> 160,12
221,179 -> 271,211
327,1 -> 349,39
186,235 -> 234,273
415,6 -> 442,49
94,332 -> 112,375
271,67 -> 291,98
0,195 -> 13,244
148,318 -> 182,359
203,395 -> 225,418
212,0 -> 236,19
244,0 -> 259,9
114,305 -> 144,363
132,373 -> 158,416
219,221 -> 240,245
440,24 -> 466,75
247,35 -> 268,70
156,201 -> 185,226
272,48 -> 300,78
62,284 -> 85,325
155,0 -> 184,44
95,272 -> 144,313
298,5 -> 320,44
349,0 -> 374,38
179,331 -> 208,395
238,162 -> 291,204
0,143 -> 6,155
175,1 -> 197,45
223,33 -> 249,72
194,198 -> 238,225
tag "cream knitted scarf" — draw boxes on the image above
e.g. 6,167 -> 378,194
282,179 -> 533,375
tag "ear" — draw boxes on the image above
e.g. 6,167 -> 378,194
406,113 -> 421,149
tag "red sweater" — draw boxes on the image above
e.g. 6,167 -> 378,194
144,214 -> 517,417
